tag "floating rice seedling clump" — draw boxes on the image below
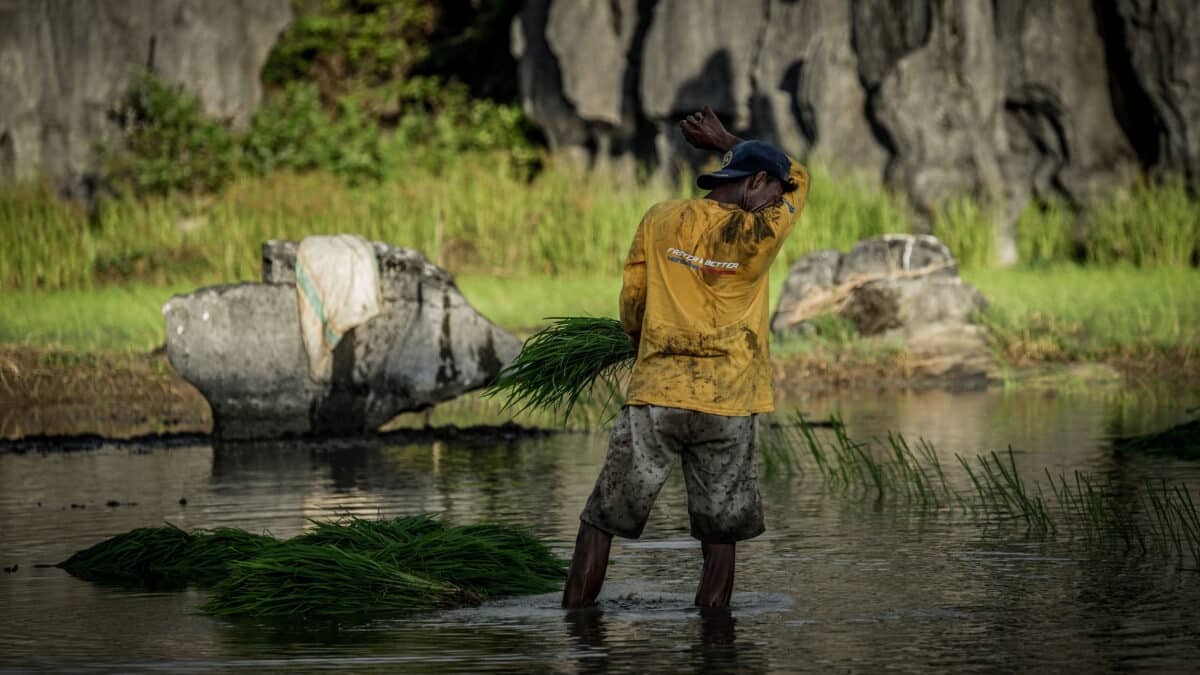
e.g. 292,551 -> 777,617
483,316 -> 635,421
59,525 -> 276,588
203,544 -> 471,617
61,516 -> 567,619
766,412 -> 1200,569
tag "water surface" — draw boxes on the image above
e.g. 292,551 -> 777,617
2,384 -> 1198,672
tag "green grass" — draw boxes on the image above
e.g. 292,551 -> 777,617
965,265 -> 1200,360
2,153 -> 1196,362
1,267 -> 1195,372
0,284 -> 189,352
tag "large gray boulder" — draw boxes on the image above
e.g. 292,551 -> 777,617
0,0 -> 291,191
512,0 -> 1199,264
164,241 -> 521,439
772,234 -> 984,338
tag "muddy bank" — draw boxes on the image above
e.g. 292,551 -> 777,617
2,344 -> 1195,441
0,347 -> 211,440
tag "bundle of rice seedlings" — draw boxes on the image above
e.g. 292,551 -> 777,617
291,514 -> 447,550
374,523 -> 567,597
59,525 -> 195,588
202,544 -> 472,618
483,316 -> 636,420
177,528 -> 280,585
59,525 -> 276,588
62,516 -> 568,618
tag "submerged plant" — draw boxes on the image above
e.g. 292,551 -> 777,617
482,316 -> 636,421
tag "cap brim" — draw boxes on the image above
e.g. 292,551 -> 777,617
697,169 -> 753,190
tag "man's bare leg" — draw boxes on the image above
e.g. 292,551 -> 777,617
562,522 -> 613,609
695,542 -> 736,607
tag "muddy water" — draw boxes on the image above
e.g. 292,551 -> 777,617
2,384 -> 1199,673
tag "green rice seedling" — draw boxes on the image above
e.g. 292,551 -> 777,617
63,516 -> 569,618
291,514 -> 448,550
202,544 -> 471,618
58,525 -> 277,588
482,316 -> 635,421
59,525 -> 195,587
373,524 -> 567,597
176,528 -> 281,585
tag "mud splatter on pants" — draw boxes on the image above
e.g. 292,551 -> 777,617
580,404 -> 765,543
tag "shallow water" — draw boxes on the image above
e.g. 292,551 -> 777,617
2,384 -> 1199,672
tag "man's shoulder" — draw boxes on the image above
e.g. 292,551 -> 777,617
643,197 -> 714,221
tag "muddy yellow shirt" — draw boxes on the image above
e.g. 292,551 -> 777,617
620,159 -> 810,416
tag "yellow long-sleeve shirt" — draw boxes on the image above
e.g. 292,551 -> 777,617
620,158 -> 810,416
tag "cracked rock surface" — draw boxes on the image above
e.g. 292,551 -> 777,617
513,0 -> 1199,263
164,241 -> 520,440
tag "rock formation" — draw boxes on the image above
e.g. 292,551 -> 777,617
164,241 -> 521,440
772,234 -> 992,382
0,0 -> 292,193
512,0 -> 1199,265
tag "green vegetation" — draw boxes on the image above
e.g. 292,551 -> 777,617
965,265 -> 1200,364
0,0 -> 1195,371
483,317 -> 636,421
61,515 -> 566,619
60,525 -> 277,589
764,414 -> 1200,568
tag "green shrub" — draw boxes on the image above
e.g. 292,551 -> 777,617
101,74 -> 239,194
262,0 -> 437,91
243,82 -> 383,182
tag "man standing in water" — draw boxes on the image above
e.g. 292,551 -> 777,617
562,106 -> 810,608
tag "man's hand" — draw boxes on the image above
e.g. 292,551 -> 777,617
680,106 -> 743,153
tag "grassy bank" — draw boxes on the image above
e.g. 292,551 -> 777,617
1,267 -> 1196,365
2,154 -> 1197,374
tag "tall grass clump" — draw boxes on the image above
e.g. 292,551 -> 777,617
1087,177 -> 1200,267
483,316 -> 636,421
61,515 -> 567,619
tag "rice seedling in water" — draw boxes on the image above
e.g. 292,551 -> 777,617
59,524 -> 195,587
483,316 -> 635,421
202,544 -> 472,618
777,413 -> 1200,568
59,525 -> 276,588
292,513 -> 447,549
61,516 -> 568,619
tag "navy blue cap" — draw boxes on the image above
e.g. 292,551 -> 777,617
697,140 -> 791,190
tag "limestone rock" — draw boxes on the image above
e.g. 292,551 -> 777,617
512,0 -> 1199,263
840,276 -> 984,337
164,241 -> 520,439
0,0 -> 291,190
772,233 -> 991,381
772,234 -> 984,337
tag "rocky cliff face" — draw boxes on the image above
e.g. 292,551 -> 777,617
513,0 -> 1199,264
0,0 -> 291,193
